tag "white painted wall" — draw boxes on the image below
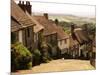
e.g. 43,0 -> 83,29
34,33 -> 38,42
58,39 -> 68,50
34,33 -> 39,49
18,30 -> 23,43
52,47 -> 57,56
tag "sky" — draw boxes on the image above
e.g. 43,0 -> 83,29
15,0 -> 96,18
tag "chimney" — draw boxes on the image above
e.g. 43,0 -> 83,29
71,23 -> 75,38
18,1 -> 25,12
55,19 -> 59,25
19,1 -> 21,4
83,23 -> 88,35
22,1 -> 24,5
18,1 -> 32,15
25,1 -> 32,15
44,13 -> 48,19
83,24 -> 88,31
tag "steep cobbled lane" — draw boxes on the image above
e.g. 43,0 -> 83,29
13,59 -> 95,74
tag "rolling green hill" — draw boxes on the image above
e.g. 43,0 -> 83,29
49,14 -> 96,35
49,15 -> 96,26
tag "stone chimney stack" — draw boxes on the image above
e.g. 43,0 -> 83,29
18,1 -> 32,15
44,13 -> 48,19
55,19 -> 59,25
19,1 -> 21,4
71,23 -> 75,38
22,1 -> 24,5
83,23 -> 88,35
71,24 -> 75,33
83,24 -> 88,31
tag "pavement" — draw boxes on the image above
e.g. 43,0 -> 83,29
12,59 -> 95,74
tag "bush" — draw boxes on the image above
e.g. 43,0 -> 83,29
41,42 -> 48,50
41,42 -> 53,62
33,49 -> 41,65
11,42 -> 32,71
42,56 -> 50,63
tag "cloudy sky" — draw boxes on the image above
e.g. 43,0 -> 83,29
15,0 -> 96,18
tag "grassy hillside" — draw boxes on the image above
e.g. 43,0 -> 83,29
49,15 -> 96,26
49,14 -> 96,36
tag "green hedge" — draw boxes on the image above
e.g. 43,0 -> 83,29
11,42 -> 32,71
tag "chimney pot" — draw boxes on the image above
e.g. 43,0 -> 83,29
22,1 -> 24,5
26,1 -> 28,5
55,19 -> 59,25
28,1 -> 30,5
19,1 -> 21,4
26,1 -> 30,5
44,13 -> 48,19
18,1 -> 32,15
71,23 -> 75,37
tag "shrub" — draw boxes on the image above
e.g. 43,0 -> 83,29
11,42 -> 32,71
41,42 -> 48,50
42,56 -> 50,63
33,49 -> 41,65
40,42 -> 52,62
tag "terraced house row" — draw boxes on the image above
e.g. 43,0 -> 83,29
11,0 -> 95,69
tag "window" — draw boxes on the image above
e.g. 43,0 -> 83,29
60,40 -> 62,45
64,39 -> 67,43
27,27 -> 30,37
47,36 -> 51,43
51,35 -> 55,44
92,52 -> 96,59
11,32 -> 17,44
75,46 -> 77,48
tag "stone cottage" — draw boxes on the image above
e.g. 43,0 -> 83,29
48,19 -> 69,57
33,13 -> 69,58
33,14 -> 58,58
11,0 -> 35,53
67,35 -> 79,58
69,24 -> 92,59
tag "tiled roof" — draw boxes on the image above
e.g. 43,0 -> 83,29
26,12 -> 44,33
49,20 -> 69,40
74,28 -> 91,44
68,35 -> 79,48
33,15 -> 68,40
11,0 -> 35,28
11,16 -> 22,32
33,16 -> 57,36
